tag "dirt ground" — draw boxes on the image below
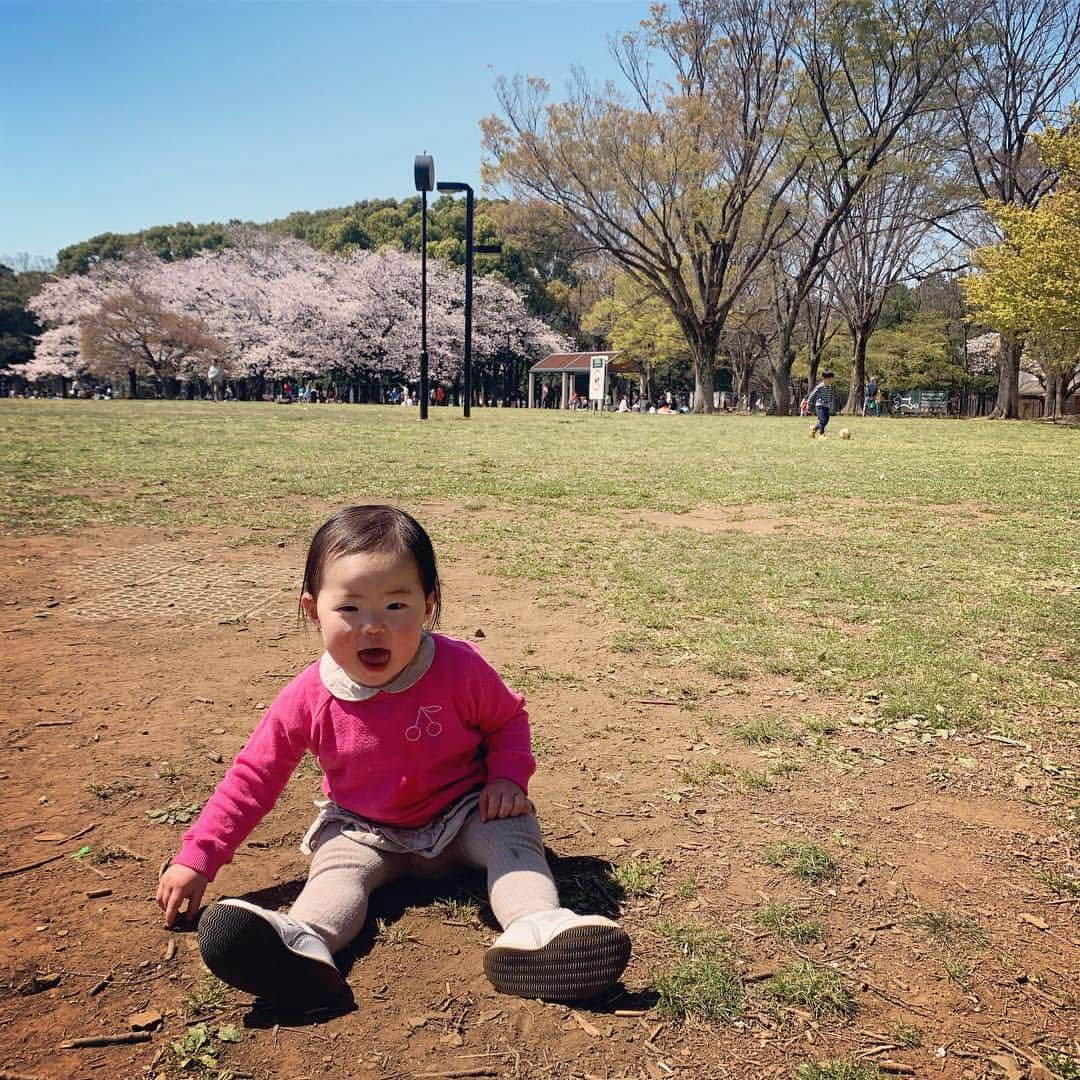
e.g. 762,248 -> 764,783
1,510 -> 1077,1080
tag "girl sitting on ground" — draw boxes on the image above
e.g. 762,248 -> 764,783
156,505 -> 631,1009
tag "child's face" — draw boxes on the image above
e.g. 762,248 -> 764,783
302,549 -> 434,688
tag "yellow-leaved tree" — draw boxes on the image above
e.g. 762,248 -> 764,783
963,107 -> 1080,418
581,274 -> 688,405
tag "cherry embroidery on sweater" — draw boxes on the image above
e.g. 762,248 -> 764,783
405,705 -> 443,742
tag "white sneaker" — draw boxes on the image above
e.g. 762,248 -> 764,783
484,908 -> 631,1001
197,898 -> 349,1009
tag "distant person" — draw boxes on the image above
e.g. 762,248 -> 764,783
208,364 -> 224,402
156,505 -> 631,1010
807,370 -> 835,438
617,396 -> 630,413
864,376 -> 879,417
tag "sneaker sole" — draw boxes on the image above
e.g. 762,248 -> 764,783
484,924 -> 631,1002
197,903 -> 348,1010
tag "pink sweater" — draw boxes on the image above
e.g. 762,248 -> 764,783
176,634 -> 534,880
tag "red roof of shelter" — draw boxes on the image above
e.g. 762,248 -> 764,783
530,351 -> 641,374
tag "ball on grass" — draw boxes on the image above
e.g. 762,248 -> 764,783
839,428 -> 851,440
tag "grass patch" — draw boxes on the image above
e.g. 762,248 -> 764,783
739,768 -> 775,790
765,960 -> 854,1019
908,909 -> 987,948
764,841 -> 840,883
374,918 -> 415,946
1043,1047 -> 1080,1079
732,717 -> 795,746
676,876 -> 698,900
754,902 -> 823,944
945,956 -> 974,988
802,716 -> 841,737
90,845 -> 143,865
652,918 -> 744,1021
2,403 -> 1077,734
655,918 -> 731,958
892,1022 -> 922,1048
86,779 -> 137,799
182,977 -> 230,1016
611,856 -> 665,897
794,1061 -> 882,1080
1038,869 -> 1080,898
653,956 -> 745,1022
430,897 -> 481,924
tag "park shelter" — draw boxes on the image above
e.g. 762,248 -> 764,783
527,351 -> 643,408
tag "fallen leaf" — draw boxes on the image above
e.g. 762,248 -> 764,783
513,1008 -> 535,1040
987,1053 -> 1023,1080
1019,913 -> 1049,930
608,836 -> 629,847
572,1010 -> 602,1038
128,1009 -> 163,1031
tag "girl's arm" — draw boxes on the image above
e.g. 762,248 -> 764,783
169,685 -> 313,884
464,647 -> 536,794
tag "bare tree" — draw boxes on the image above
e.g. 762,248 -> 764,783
482,0 -> 805,412
765,0 -> 979,413
946,0 -> 1080,417
800,281 -> 842,393
79,285 -> 224,397
823,127 -> 965,414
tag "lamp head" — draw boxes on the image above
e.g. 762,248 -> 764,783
414,155 -> 435,192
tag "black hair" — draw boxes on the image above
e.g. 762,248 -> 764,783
300,505 -> 441,628
822,370 -> 835,379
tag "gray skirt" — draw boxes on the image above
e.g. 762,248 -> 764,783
300,791 -> 481,859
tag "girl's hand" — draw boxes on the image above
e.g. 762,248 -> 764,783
479,779 -> 534,822
156,863 -> 209,928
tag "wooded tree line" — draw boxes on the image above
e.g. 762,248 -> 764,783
4,0 -> 1078,414
483,0 -> 1080,414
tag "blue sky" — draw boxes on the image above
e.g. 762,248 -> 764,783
0,0 -> 646,260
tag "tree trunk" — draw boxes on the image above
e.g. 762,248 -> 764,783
127,368 -> 138,399
690,343 -> 716,414
990,334 -> 1021,418
843,328 -> 869,415
737,366 -> 752,409
769,336 -> 796,415
641,363 -> 654,405
1050,372 -> 1066,420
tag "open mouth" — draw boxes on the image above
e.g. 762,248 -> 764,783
358,648 -> 391,669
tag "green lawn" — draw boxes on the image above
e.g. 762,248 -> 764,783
2,400 -> 1077,736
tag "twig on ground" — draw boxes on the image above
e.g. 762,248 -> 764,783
60,1032 -> 151,1049
0,822 -> 103,878
0,851 -> 67,878
410,1071 -> 499,1078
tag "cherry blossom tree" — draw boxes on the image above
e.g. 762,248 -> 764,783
24,226 -> 567,400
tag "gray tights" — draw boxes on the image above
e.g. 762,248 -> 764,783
289,810 -> 560,953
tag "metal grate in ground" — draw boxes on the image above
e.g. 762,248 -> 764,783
71,543 -> 292,622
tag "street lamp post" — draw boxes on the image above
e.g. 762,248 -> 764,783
414,154 -> 435,420
436,180 -> 500,417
